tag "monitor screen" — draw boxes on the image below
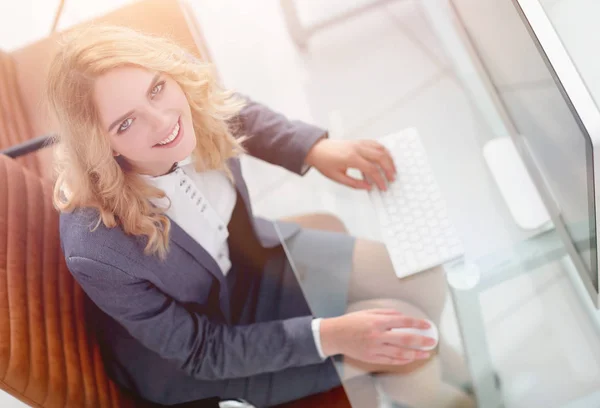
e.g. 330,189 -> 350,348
451,0 -> 597,290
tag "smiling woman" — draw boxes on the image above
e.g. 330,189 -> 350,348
45,24 -> 467,408
47,25 -> 245,259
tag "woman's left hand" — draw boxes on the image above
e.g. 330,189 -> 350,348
305,139 -> 397,191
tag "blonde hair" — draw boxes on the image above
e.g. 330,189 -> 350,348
46,25 -> 245,259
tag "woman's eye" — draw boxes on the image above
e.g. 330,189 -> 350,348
118,118 -> 133,133
150,81 -> 165,98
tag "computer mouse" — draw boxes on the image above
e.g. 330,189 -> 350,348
391,320 -> 439,351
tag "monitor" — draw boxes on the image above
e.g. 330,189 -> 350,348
450,0 -> 600,306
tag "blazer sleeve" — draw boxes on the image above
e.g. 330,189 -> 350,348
235,95 -> 327,175
67,255 -> 324,381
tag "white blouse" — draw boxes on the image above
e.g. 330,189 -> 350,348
142,156 -> 236,275
143,156 -> 325,360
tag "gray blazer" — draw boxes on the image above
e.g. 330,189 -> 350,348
60,97 -> 330,404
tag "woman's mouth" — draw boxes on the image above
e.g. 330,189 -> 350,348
154,117 -> 183,148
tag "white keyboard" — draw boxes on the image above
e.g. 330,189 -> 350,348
369,128 -> 464,278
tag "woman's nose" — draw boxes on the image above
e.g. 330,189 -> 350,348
147,107 -> 173,132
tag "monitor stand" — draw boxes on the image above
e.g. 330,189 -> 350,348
483,137 -> 553,232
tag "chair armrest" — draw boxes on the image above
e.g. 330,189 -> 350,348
0,134 -> 55,158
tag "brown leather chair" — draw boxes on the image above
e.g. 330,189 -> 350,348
0,1 -> 352,406
0,154 -> 141,407
0,149 -> 353,408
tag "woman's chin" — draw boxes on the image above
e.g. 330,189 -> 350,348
160,133 -> 194,161
174,138 -> 197,161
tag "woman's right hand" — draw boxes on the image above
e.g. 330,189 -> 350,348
319,309 -> 435,365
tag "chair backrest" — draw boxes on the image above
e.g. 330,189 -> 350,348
2,0 -> 214,179
0,51 -> 40,174
0,154 -> 144,407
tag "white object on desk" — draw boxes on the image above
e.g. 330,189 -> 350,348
219,400 -> 256,408
391,320 -> 439,351
369,128 -> 465,279
482,137 -> 552,231
445,260 -> 481,291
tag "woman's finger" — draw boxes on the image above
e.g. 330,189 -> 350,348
354,157 -> 387,191
379,314 -> 431,330
364,140 -> 389,152
363,140 -> 397,173
329,170 -> 371,190
360,145 -> 396,182
380,331 -> 437,350
373,344 -> 430,363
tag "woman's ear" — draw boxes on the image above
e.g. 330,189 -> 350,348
113,150 -> 121,157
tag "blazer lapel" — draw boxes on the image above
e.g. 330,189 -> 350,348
168,220 -> 224,283
169,218 -> 232,324
166,157 -> 249,322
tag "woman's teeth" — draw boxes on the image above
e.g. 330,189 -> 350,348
157,121 -> 180,145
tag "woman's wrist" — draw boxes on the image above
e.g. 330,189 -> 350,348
319,316 -> 343,357
303,135 -> 327,168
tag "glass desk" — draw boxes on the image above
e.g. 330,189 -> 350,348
269,0 -> 600,401
264,0 -> 600,406
274,166 -> 600,408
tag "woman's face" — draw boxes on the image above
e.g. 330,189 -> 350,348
94,66 -> 196,176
